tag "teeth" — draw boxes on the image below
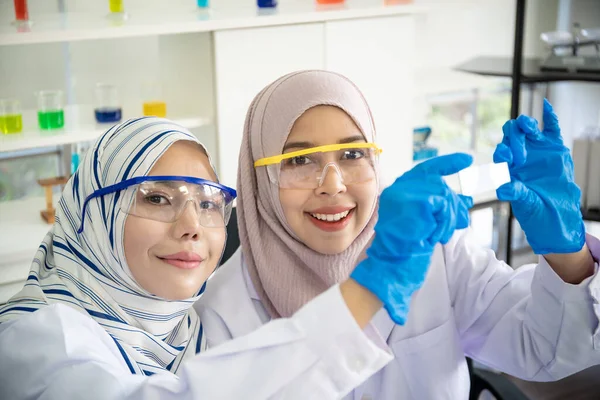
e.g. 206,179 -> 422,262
310,210 -> 350,222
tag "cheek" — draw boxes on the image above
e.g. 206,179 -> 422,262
352,182 -> 378,220
279,189 -> 310,227
206,228 -> 227,258
124,217 -> 167,266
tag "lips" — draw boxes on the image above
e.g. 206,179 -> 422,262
158,252 -> 204,270
305,206 -> 356,232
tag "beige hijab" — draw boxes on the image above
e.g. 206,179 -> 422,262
237,70 -> 379,318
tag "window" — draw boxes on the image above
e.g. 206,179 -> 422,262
425,79 -> 512,156
0,149 -> 62,202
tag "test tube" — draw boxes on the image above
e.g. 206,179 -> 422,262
142,83 -> 167,118
37,90 -> 65,130
95,83 -> 122,124
0,99 -> 23,134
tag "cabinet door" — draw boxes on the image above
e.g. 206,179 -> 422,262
213,24 -> 325,187
325,16 -> 416,186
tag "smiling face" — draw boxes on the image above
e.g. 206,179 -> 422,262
278,105 -> 378,255
123,141 -> 226,300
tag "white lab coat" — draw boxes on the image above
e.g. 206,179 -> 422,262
0,282 -> 392,399
196,229 -> 600,400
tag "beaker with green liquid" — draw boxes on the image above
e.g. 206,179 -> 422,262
0,99 -> 23,134
37,90 -> 64,130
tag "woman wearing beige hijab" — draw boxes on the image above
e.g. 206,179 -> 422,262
197,70 -> 600,399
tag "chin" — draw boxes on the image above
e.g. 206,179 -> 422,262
305,235 -> 354,255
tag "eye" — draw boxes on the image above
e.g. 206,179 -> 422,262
287,155 -> 313,166
199,200 -> 220,210
342,149 -> 366,160
144,194 -> 171,206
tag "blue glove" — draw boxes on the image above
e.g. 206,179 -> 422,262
493,99 -> 585,254
350,153 -> 474,325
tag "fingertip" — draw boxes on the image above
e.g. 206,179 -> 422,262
542,98 -> 560,129
496,182 -> 515,201
516,114 -> 538,134
501,119 -> 516,136
493,143 -> 513,165
459,194 -> 474,209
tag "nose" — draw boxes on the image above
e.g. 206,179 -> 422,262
316,163 -> 347,196
171,201 -> 203,241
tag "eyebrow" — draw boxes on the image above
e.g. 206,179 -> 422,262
282,135 -> 366,152
146,181 -> 181,190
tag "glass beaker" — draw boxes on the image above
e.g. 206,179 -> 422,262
0,99 -> 23,134
95,83 -> 122,123
142,82 -> 167,118
257,0 -> 277,8
109,0 -> 124,13
37,90 -> 65,130
14,0 -> 28,21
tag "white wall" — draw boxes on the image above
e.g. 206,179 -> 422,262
411,0 -> 560,122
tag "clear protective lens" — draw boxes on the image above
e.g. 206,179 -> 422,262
269,147 -> 378,189
120,180 -> 233,227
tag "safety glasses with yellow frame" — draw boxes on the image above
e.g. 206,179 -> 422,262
254,143 -> 382,189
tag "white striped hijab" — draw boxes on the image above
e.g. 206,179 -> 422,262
0,117 -> 214,376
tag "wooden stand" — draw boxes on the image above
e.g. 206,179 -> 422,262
37,176 -> 70,224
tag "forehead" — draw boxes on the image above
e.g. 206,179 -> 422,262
149,141 -> 216,181
286,105 -> 364,146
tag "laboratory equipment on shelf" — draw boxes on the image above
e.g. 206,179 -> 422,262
540,22 -> 600,73
142,83 -> 167,118
95,83 -> 122,124
412,126 -> 438,161
37,90 -> 64,130
0,99 -> 23,134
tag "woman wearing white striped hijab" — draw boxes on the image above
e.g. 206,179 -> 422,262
0,117 -> 393,399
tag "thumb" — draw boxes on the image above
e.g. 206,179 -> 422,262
496,180 -> 535,206
493,143 -> 513,166
456,194 -> 473,230
542,98 -> 561,139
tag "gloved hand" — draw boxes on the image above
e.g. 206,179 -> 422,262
493,99 -> 585,254
350,153 -> 474,325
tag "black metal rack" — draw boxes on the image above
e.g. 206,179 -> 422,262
455,0 -> 600,264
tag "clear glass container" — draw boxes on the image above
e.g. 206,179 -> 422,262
95,83 -> 122,123
142,82 -> 167,118
0,99 -> 23,134
37,90 -> 64,130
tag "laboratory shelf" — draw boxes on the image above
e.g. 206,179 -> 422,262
0,0 -> 426,46
0,112 -> 211,153
582,209 -> 600,223
455,56 -> 600,84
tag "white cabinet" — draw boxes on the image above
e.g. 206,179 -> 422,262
213,23 -> 325,187
325,15 -> 416,186
214,15 -> 417,188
